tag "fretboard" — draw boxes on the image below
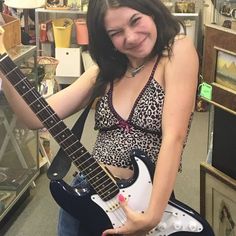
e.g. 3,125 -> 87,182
0,53 -> 119,201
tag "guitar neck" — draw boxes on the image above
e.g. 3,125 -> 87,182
0,53 -> 119,201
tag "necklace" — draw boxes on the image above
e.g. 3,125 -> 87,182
126,63 -> 145,78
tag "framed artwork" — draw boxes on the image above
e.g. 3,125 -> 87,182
202,24 -> 236,114
200,162 -> 236,236
215,47 -> 236,91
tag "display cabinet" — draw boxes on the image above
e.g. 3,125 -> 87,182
212,0 -> 236,30
173,12 -> 202,48
35,8 -> 87,84
0,45 -> 39,221
162,0 -> 204,49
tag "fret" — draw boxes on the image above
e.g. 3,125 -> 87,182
19,88 -> 40,107
59,134 -> 78,149
64,139 -> 80,151
68,144 -> 85,157
42,112 -> 59,124
29,96 -> 46,107
0,54 -> 120,202
73,153 -> 93,166
58,133 -> 74,145
89,169 -> 106,182
99,185 -> 119,201
11,75 -> 27,86
92,174 -> 110,187
6,65 -> 26,85
21,87 -> 35,97
73,151 -> 92,166
5,66 -> 20,80
48,121 -> 67,137
72,150 -> 88,163
83,163 -> 103,177
88,169 -> 115,189
35,104 -> 51,115
63,139 -> 84,153
96,178 -> 115,191
53,127 -> 69,139
0,53 -> 8,64
77,159 -> 99,174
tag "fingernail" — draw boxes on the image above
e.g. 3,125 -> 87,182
118,194 -> 125,202
102,233 -> 106,236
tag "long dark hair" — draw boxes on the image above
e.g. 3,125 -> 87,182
87,0 -> 181,98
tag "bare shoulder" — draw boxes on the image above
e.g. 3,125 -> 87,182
172,35 -> 198,59
164,35 -> 199,85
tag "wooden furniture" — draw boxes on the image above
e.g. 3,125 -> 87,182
202,24 -> 236,179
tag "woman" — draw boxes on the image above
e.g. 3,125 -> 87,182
1,0 -> 199,235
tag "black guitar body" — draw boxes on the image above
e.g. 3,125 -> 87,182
50,150 -> 215,236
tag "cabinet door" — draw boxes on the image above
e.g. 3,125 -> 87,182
212,107 -> 236,179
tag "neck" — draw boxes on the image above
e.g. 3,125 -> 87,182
129,58 -> 146,68
126,62 -> 145,78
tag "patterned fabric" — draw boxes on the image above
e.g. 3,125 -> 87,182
91,59 -> 167,169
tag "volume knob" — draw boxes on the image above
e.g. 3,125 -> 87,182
158,222 -> 167,231
173,220 -> 182,230
189,222 -> 197,231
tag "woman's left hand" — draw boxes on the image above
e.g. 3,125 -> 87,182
102,194 -> 157,236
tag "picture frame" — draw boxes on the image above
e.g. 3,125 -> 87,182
200,162 -> 236,236
202,24 -> 236,114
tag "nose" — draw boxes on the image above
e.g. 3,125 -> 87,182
124,28 -> 138,45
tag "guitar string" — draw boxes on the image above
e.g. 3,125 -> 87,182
8,61 -> 127,227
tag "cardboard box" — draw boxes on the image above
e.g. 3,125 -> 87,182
0,13 -> 21,50
55,47 -> 81,77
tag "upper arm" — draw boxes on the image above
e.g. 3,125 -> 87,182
162,36 -> 199,141
46,64 -> 99,120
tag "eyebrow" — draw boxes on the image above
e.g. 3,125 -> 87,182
106,13 -> 141,34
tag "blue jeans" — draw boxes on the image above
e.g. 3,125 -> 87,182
57,174 -> 90,236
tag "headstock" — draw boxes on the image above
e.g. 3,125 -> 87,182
0,27 -> 6,55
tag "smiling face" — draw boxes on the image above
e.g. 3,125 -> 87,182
104,7 -> 158,66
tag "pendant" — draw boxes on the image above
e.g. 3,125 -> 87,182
130,64 -> 145,77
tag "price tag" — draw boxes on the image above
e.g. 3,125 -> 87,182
199,82 -> 212,100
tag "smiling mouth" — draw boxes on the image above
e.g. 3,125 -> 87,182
127,37 -> 147,50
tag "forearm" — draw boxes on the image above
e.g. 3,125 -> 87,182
1,77 -> 43,129
147,136 -> 184,224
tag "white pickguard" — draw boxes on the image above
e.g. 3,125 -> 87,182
91,157 -> 203,235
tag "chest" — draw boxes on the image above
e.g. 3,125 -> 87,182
112,61 -> 165,120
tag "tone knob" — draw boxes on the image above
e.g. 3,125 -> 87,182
158,222 -> 167,231
173,220 -> 182,230
189,222 -> 197,231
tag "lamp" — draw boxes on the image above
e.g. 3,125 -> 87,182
4,0 -> 45,33
4,0 -> 45,9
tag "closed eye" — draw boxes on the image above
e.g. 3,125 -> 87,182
108,30 -> 123,38
130,16 -> 141,27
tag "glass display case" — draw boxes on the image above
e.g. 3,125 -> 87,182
213,0 -> 236,30
0,45 -> 39,221
161,0 -> 204,49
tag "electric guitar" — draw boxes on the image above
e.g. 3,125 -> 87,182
0,27 -> 214,236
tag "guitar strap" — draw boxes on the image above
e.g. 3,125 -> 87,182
47,99 -> 95,180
